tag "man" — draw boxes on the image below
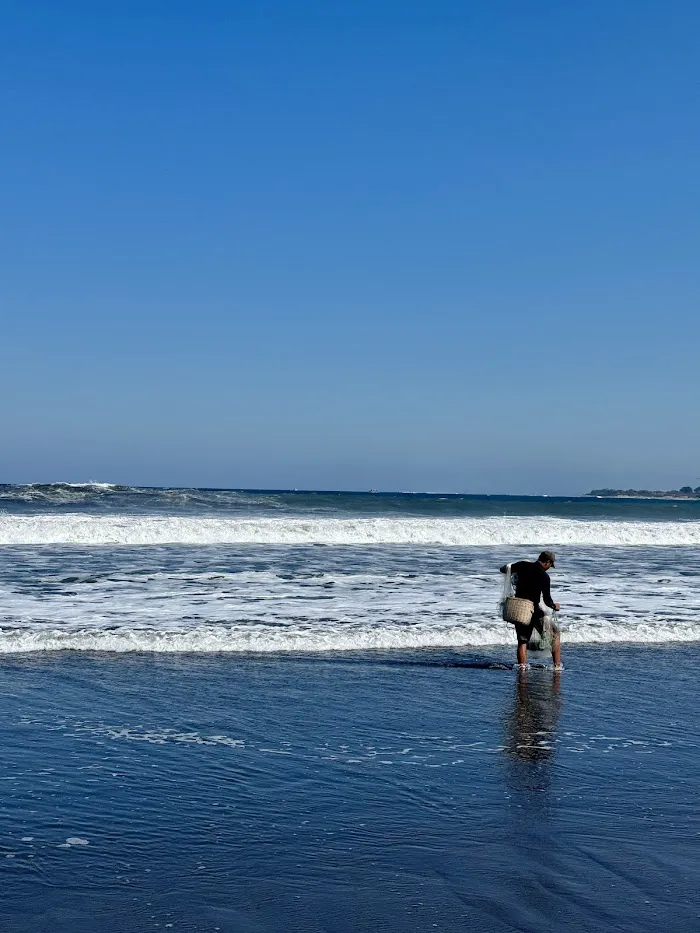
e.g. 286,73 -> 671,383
500,550 -> 562,669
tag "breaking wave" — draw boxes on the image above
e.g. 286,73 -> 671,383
0,482 -> 126,503
0,514 -> 699,546
1,617 -> 699,654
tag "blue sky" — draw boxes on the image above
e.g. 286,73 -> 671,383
2,1 -> 698,494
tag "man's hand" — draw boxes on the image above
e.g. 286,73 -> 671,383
554,603 -> 561,611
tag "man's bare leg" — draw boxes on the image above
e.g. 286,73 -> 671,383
551,632 -> 562,667
517,642 -> 528,666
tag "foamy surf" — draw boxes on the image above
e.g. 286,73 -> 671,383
1,514 -> 699,546
2,617 -> 700,654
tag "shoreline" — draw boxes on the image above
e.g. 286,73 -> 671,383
2,644 -> 699,933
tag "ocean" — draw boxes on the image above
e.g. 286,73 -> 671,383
1,485 -> 699,930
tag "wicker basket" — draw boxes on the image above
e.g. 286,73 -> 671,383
502,596 -> 535,625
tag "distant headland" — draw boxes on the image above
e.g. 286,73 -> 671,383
587,487 -> 700,499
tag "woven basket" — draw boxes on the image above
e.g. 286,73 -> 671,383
502,596 -> 535,625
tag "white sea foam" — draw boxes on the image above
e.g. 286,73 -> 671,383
1,616 -> 699,654
1,519 -> 697,651
1,514 -> 699,546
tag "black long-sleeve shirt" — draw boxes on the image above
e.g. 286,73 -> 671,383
500,560 -> 556,610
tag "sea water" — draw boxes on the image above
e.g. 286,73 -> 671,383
0,484 -> 699,652
1,486 -> 699,930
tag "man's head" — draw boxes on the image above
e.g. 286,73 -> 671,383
538,550 -> 556,569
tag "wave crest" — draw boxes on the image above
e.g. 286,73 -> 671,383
0,514 -> 698,546
1,618 -> 699,654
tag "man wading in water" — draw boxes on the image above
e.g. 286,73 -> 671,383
500,551 -> 562,669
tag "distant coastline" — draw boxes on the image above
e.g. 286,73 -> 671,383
587,487 -> 700,499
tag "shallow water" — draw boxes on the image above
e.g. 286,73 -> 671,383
2,647 -> 699,932
1,488 -> 699,653
0,543 -> 698,652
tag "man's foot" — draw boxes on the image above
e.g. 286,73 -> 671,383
552,663 -> 564,671
514,662 -> 530,671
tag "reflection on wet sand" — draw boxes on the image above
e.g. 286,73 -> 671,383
504,670 -> 562,794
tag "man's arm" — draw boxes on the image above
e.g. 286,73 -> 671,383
541,573 -> 560,611
501,560 -> 525,574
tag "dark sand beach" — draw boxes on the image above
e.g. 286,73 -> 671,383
2,645 -> 698,932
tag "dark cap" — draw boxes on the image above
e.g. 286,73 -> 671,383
538,550 -> 556,566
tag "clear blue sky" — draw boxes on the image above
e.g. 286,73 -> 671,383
2,1 -> 698,494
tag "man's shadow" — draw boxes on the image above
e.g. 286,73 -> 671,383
503,669 -> 562,796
